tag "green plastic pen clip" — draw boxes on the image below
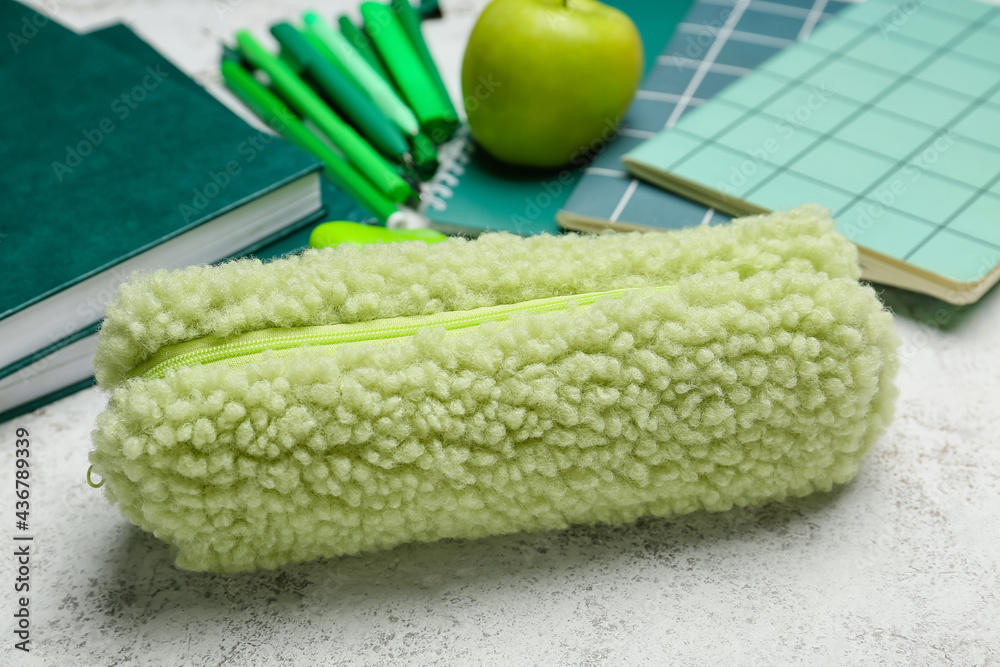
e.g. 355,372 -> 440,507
234,30 -> 416,203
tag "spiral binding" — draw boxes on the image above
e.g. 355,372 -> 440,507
419,128 -> 472,213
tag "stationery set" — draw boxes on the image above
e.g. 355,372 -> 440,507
0,1 -> 367,420
221,0 -> 460,222
4,0 -> 999,423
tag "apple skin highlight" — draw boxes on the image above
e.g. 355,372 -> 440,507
461,0 -> 643,168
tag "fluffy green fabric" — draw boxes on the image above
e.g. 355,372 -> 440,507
90,205 -> 898,572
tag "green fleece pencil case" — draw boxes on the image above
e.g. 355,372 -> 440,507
90,204 -> 899,572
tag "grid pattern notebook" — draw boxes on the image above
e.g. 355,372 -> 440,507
623,0 -> 1000,304
558,0 -> 851,233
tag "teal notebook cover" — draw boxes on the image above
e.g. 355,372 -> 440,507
81,25 -> 372,256
621,0 -> 1000,302
0,1 -> 321,337
558,0 -> 850,232
422,0 -> 697,236
0,21 -> 367,424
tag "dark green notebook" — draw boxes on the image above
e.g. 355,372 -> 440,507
421,0 -> 696,236
0,0 -> 324,373
0,20 -> 370,424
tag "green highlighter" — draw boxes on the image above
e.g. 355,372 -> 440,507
338,16 -> 391,82
220,56 -> 398,221
270,22 -> 411,162
360,2 -> 459,142
304,10 -> 421,138
390,0 -> 458,136
309,221 -> 447,248
235,31 -> 415,203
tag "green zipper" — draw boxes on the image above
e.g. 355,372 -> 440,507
130,285 -> 670,380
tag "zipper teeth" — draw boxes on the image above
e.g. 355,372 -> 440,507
135,286 -> 661,380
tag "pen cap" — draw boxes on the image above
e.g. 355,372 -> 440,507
390,0 -> 458,139
360,2 -> 459,142
271,22 -> 317,70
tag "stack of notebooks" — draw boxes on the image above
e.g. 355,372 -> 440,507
430,0 -> 1000,305
0,1 -> 370,422
558,0 -> 853,232
613,0 -> 1000,305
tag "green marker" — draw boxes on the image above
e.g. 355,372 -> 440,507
360,2 -> 459,141
221,57 -> 398,221
338,16 -> 391,83
309,221 -> 446,249
270,22 -> 411,161
299,29 -> 364,92
390,0 -> 458,138
235,31 -> 415,203
304,10 -> 421,138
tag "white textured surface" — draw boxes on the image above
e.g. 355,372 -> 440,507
2,1 -> 1000,665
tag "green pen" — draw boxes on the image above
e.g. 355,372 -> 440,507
221,57 -> 397,221
300,30 -> 364,92
410,132 -> 439,179
270,22 -> 411,162
235,31 -> 415,203
390,0 -> 458,135
304,10 -> 421,138
337,16 -> 392,83
360,2 -> 459,141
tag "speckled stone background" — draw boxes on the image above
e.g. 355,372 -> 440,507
2,1 -> 999,665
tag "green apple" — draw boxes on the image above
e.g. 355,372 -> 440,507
461,0 -> 643,168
